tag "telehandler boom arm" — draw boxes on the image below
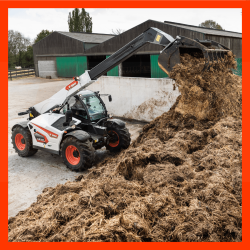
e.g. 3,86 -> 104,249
88,27 -> 174,80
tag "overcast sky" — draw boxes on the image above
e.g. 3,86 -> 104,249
8,8 -> 242,42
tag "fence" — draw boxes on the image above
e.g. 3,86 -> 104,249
8,68 -> 35,80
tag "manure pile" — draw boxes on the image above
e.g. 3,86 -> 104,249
8,52 -> 242,242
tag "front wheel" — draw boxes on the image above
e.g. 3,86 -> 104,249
106,126 -> 131,152
11,126 -> 38,157
61,137 -> 95,172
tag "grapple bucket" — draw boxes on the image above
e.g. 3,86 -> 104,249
158,36 -> 231,75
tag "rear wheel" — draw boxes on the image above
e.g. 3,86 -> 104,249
11,126 -> 38,157
61,137 -> 95,172
106,125 -> 131,152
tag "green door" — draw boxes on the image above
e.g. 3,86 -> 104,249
232,58 -> 242,76
56,56 -> 87,77
150,54 -> 168,78
77,56 -> 87,76
106,55 -> 119,76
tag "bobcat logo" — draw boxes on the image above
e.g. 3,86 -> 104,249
155,35 -> 162,42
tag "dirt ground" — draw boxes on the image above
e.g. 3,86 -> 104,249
8,77 -> 144,218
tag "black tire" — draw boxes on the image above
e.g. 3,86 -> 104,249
61,136 -> 95,172
11,126 -> 38,157
106,125 -> 131,152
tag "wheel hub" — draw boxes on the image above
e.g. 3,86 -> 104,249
65,145 -> 80,165
109,132 -> 118,142
108,130 -> 119,147
15,133 -> 26,151
73,149 -> 79,158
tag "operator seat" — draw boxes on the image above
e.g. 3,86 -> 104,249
72,99 -> 83,110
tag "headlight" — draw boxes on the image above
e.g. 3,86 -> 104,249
29,113 -> 34,117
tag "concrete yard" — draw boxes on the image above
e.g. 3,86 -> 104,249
8,77 -> 145,218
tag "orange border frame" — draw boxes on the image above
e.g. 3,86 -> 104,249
2,0 -> 248,248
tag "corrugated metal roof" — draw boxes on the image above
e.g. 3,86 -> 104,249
164,21 -> 242,38
57,31 -> 115,43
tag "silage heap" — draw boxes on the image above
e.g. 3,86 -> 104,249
8,52 -> 242,242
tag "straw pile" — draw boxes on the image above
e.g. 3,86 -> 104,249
8,52 -> 242,242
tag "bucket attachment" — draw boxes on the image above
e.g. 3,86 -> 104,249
158,36 -> 231,75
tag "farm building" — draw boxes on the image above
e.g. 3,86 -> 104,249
33,19 -> 242,78
32,32 -> 115,78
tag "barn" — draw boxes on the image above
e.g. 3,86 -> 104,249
33,19 -> 242,78
32,31 -> 115,78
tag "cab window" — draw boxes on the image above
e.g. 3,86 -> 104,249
80,95 -> 106,121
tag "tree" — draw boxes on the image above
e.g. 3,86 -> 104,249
68,8 -> 81,32
22,46 -> 34,68
199,20 -> 224,30
80,9 -> 92,32
111,28 -> 125,35
68,8 -> 92,32
8,30 -> 31,68
8,47 -> 15,68
34,29 -> 53,44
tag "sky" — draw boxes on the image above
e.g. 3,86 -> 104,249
8,8 -> 242,42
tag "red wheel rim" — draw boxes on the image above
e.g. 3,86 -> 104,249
15,133 -> 26,150
108,131 -> 119,147
65,145 -> 80,165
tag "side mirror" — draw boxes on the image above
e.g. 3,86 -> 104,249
108,95 -> 112,102
63,110 -> 73,126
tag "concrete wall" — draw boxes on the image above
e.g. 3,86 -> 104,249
36,56 -> 57,77
38,60 -> 58,79
88,76 -> 180,122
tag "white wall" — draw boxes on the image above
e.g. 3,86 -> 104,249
38,61 -> 57,79
88,76 -> 180,122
